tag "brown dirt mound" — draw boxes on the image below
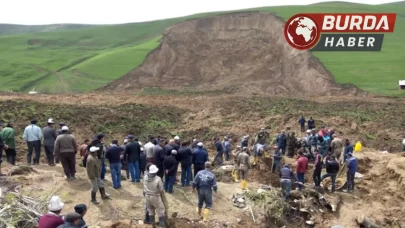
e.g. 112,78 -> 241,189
100,12 -> 365,97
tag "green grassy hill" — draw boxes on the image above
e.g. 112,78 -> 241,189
0,24 -> 98,36
0,1 -> 404,95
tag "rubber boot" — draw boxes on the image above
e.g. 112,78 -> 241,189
253,156 -> 257,165
99,188 -> 111,199
203,208 -> 210,222
91,191 -> 99,204
231,169 -> 235,179
196,207 -> 202,218
144,210 -> 152,224
149,215 -> 156,227
241,180 -> 247,190
234,171 -> 239,183
158,216 -> 166,227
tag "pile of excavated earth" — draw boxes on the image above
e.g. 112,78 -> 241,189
1,11 -> 405,228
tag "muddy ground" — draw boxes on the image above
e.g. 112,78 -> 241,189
0,92 -> 405,227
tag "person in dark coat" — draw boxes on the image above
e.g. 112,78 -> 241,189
192,142 -> 208,178
87,134 -> 106,180
313,149 -> 323,187
164,139 -> 175,156
154,140 -> 166,179
308,117 -> 315,130
178,141 -> 193,186
140,148 -> 147,177
124,135 -> 142,182
276,131 -> 287,155
58,212 -> 81,228
163,150 -> 178,193
73,204 -> 88,228
298,116 -> 306,133
321,155 -> 340,193
105,140 -> 124,189
43,118 -> 57,166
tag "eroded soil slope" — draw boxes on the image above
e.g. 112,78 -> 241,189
101,12 -> 364,96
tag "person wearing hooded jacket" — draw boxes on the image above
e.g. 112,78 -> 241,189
143,164 -> 166,227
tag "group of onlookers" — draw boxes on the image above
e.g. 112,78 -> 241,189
38,196 -> 87,228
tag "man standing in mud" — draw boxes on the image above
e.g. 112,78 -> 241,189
86,146 -> 110,204
213,137 -> 224,166
23,119 -> 43,165
344,153 -> 358,193
298,116 -> 306,133
223,136 -> 231,161
88,134 -> 107,180
192,162 -> 218,222
124,135 -> 142,183
143,164 -> 166,227
0,123 -> 8,176
80,139 -> 90,167
286,132 -> 297,158
144,137 -> 155,164
54,126 -> 78,180
331,134 -> 344,161
0,121 -> 16,165
192,142 -> 208,178
237,147 -> 250,190
296,151 -> 308,190
154,139 -> 166,179
255,128 -> 269,145
43,118 -> 57,166
321,155 -> 339,193
276,131 -> 287,155
308,117 -> 315,130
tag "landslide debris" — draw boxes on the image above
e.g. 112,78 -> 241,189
101,12 -> 364,96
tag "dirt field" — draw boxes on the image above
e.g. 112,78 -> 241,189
1,92 -> 405,227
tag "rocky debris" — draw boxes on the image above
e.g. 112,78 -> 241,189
212,165 -> 234,182
8,166 -> 36,176
356,215 -> 380,228
100,219 -> 132,228
232,192 -> 247,208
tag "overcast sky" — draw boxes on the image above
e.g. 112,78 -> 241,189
0,0 -> 398,25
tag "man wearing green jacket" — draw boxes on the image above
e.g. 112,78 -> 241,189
0,121 -> 16,165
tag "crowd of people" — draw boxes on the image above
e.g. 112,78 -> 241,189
1,116 -> 402,227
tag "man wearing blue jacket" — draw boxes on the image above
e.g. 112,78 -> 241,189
106,140 -> 124,189
192,162 -> 218,222
276,131 -> 287,155
345,153 -> 358,193
192,142 -> 208,178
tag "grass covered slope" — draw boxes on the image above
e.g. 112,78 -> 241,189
0,1 -> 404,95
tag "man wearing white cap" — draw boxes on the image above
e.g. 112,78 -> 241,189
143,164 -> 166,227
55,126 -> 78,180
43,118 -> 57,166
192,142 -> 208,178
38,196 -> 65,228
86,146 -> 110,204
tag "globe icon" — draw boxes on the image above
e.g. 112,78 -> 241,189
286,16 -> 318,49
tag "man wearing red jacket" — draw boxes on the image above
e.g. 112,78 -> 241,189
296,151 -> 308,190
